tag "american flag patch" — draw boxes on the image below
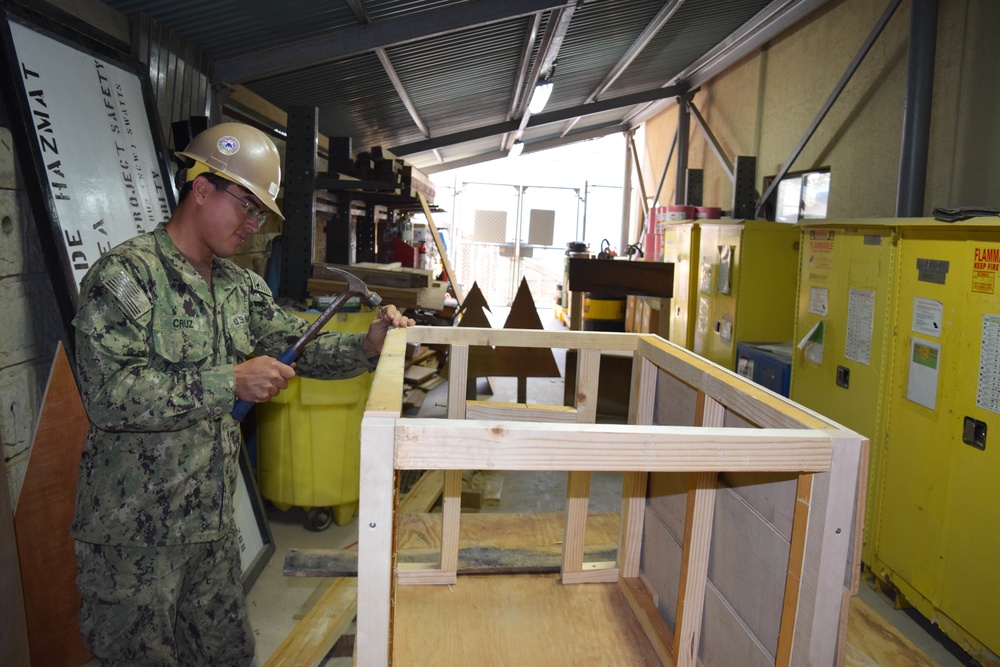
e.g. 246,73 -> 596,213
105,270 -> 151,320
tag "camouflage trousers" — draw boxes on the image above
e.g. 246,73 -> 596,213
75,531 -> 255,667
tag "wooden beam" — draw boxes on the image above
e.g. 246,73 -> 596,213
406,325 -> 640,351
365,329 -> 408,417
393,421 -> 836,472
619,576 -> 677,667
399,470 -> 444,513
262,578 -> 357,667
419,193 -> 464,305
560,564 -> 620,584
636,336 -> 829,429
284,543 -> 619,577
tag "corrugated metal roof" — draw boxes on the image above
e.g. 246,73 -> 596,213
102,0 -> 831,172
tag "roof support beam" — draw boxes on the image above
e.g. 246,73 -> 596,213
213,0 -> 576,83
392,83 -> 688,156
375,48 -> 431,139
562,0 -> 683,137
689,101 -> 734,182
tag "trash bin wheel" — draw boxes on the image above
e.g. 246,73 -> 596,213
307,506 -> 334,532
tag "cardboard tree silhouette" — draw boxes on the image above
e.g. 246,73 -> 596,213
458,282 -> 507,382
459,279 -> 560,402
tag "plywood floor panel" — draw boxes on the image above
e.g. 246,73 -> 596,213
394,574 -> 662,666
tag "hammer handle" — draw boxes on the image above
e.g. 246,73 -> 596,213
230,347 -> 299,421
230,285 -> 380,422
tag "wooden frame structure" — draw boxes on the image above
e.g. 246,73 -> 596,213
357,327 -> 867,666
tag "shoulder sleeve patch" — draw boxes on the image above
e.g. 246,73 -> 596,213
247,270 -> 272,297
105,269 -> 152,320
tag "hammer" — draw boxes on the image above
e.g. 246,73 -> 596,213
230,267 -> 383,421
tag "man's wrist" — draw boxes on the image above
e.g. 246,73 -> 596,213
360,334 -> 379,358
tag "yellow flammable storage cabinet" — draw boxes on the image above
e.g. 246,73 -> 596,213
691,220 -> 800,370
791,218 -> 1000,664
661,221 -> 700,349
874,219 -> 1000,664
790,220 -> 898,569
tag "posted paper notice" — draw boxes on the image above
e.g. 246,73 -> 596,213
907,338 -> 940,410
845,289 -> 875,365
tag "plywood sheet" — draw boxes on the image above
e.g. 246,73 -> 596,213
393,574 -> 662,666
13,344 -> 90,666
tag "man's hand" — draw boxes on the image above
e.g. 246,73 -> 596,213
234,356 -> 296,403
361,304 -> 416,358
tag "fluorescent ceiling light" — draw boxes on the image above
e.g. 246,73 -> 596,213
528,81 -> 554,115
508,141 -> 524,158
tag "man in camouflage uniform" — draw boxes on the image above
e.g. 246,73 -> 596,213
72,122 -> 413,666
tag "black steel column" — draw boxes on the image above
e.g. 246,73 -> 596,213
280,106 -> 318,300
674,95 -> 690,205
896,0 -> 938,217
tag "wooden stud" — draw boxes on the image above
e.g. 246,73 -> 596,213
439,469 -> 462,576
560,347 -> 602,582
618,470 -> 649,580
356,417 -> 396,667
619,354 -> 658,580
672,393 -> 723,666
439,344 -> 468,578
561,470 -> 591,579
788,437 -> 864,665
575,348 -> 601,424
776,473 -> 814,667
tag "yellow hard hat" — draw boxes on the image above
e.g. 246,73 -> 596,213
177,122 -> 284,220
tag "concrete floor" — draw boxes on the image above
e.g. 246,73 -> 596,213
245,309 -> 974,666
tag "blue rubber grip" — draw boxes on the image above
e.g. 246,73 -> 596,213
231,399 -> 254,422
230,346 -> 301,421
276,347 -> 299,365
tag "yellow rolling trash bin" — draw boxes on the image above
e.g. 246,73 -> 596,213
255,306 -> 376,530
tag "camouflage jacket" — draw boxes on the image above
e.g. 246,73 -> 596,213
71,223 -> 376,546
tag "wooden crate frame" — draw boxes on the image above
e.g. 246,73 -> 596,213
357,327 -> 867,666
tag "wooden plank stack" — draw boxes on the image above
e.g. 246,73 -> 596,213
308,262 -> 450,313
331,145 -> 435,200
